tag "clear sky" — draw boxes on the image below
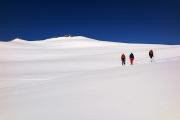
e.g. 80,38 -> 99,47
0,0 -> 180,44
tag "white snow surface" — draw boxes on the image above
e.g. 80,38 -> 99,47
0,36 -> 180,120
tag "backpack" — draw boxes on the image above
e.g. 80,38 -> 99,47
130,53 -> 134,59
121,54 -> 125,59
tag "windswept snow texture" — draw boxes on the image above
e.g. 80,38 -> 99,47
0,36 -> 180,120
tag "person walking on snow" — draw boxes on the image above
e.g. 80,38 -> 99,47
129,53 -> 134,65
121,53 -> 126,65
149,50 -> 154,62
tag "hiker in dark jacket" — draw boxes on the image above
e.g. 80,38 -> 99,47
129,53 -> 134,65
121,53 -> 126,65
149,50 -> 154,62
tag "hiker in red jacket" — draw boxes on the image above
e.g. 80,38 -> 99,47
121,53 -> 126,65
129,53 -> 134,65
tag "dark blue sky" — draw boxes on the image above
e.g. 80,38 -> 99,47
0,0 -> 180,44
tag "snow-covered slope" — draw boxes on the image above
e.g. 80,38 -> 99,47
0,36 -> 180,120
2,36 -> 120,48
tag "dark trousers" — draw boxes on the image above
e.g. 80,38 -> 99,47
122,59 -> 126,65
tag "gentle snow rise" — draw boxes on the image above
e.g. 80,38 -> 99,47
0,36 -> 180,120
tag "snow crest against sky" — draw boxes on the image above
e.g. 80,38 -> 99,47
0,0 -> 180,44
